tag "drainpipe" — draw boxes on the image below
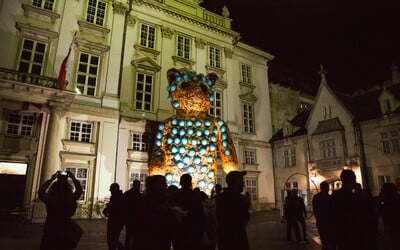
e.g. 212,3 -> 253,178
353,120 -> 370,189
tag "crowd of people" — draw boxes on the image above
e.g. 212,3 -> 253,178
311,169 -> 400,250
39,170 -> 250,250
38,168 -> 400,250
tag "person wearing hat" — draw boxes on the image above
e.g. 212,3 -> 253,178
215,171 -> 250,250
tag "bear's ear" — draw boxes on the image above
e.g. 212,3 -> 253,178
167,68 -> 179,85
206,73 -> 218,86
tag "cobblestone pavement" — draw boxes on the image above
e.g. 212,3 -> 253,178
0,209 -> 389,250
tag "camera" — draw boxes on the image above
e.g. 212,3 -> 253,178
57,171 -> 68,178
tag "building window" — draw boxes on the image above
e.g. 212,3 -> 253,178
320,139 -> 337,159
283,148 -> 296,167
86,0 -> 106,26
209,45 -> 221,68
244,149 -> 256,164
32,0 -> 54,10
245,178 -> 258,201
7,113 -> 34,136
243,103 -> 254,133
381,130 -> 400,154
285,182 -> 291,189
177,34 -> 190,59
130,172 -> 148,192
140,24 -> 156,49
76,52 -> 100,96
292,181 -> 298,189
208,89 -> 222,118
135,73 -> 153,111
69,121 -> 93,143
66,167 -> 88,201
241,64 -> 252,84
299,102 -> 310,112
132,133 -> 149,152
378,175 -> 391,187
18,38 -> 46,75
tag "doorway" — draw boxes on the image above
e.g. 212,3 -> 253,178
0,162 -> 27,210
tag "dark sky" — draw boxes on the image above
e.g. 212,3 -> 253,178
201,0 -> 400,93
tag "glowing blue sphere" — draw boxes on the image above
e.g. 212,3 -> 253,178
177,161 -> 184,168
171,146 -> 178,154
208,182 -> 214,190
220,126 -> 227,133
194,157 -> 201,164
209,144 -> 216,151
172,128 -> 178,134
173,101 -> 180,108
207,156 -> 213,163
167,137 -> 173,144
165,173 -> 173,181
174,137 -> 181,144
207,171 -> 214,178
198,180 -> 206,188
222,140 -> 228,147
186,120 -> 193,127
158,123 -> 165,131
188,165 -> 195,173
200,165 -> 207,172
224,150 -> 231,156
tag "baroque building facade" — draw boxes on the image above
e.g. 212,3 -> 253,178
0,0 -> 275,220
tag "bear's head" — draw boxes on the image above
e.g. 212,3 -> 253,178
166,68 -> 218,114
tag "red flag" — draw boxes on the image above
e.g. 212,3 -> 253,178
57,32 -> 76,90
57,47 -> 71,90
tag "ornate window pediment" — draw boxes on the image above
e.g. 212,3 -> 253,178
21,3 -> 60,24
77,20 -> 111,37
239,92 -> 258,103
131,57 -> 161,72
16,22 -> 58,41
74,38 -> 110,53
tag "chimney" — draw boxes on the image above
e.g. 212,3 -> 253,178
391,64 -> 399,84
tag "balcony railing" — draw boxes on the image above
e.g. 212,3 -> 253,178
0,67 -> 58,89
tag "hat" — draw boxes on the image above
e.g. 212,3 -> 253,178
226,170 -> 247,186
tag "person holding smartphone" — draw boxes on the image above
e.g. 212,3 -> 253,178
38,170 -> 83,250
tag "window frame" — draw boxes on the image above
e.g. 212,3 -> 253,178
131,132 -> 150,152
176,33 -> 191,59
283,148 -> 296,168
32,0 -> 55,11
381,130 -> 400,154
319,139 -> 337,159
208,89 -> 223,118
244,149 -> 256,165
134,72 -> 154,111
242,102 -> 255,134
18,38 -> 47,75
139,23 -> 156,49
76,51 -> 100,96
208,45 -> 221,68
129,172 -> 148,192
65,166 -> 88,201
6,113 -> 35,136
69,121 -> 93,143
85,0 -> 107,27
241,63 -> 252,84
245,178 -> 258,201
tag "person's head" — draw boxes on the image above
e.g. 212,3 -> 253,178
47,179 -> 73,202
380,182 -> 397,199
320,181 -> 329,193
225,171 -> 246,192
132,180 -> 141,191
145,175 -> 167,197
340,169 -> 356,190
215,183 -> 222,194
109,183 -> 120,194
180,173 -> 192,190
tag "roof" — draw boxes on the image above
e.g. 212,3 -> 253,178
312,117 -> 344,135
270,109 -> 311,142
335,83 -> 400,122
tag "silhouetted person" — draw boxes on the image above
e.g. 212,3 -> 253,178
331,169 -> 360,250
135,175 -> 172,250
354,183 -> 379,250
312,181 -> 332,249
123,180 -> 143,250
173,174 -> 205,250
211,183 -> 222,201
378,182 -> 400,250
103,183 -> 124,250
198,190 -> 217,250
294,190 -> 307,241
284,189 -> 301,242
38,170 -> 83,250
216,171 -> 250,250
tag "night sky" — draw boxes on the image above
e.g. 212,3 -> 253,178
201,0 -> 400,93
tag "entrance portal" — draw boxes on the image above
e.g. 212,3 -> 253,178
0,162 -> 27,210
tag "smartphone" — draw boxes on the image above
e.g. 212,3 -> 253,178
58,170 -> 68,177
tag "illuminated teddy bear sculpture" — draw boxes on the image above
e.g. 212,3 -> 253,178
149,68 -> 238,194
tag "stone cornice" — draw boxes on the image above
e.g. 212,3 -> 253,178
135,0 -> 240,39
15,22 -> 58,40
21,3 -> 60,24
